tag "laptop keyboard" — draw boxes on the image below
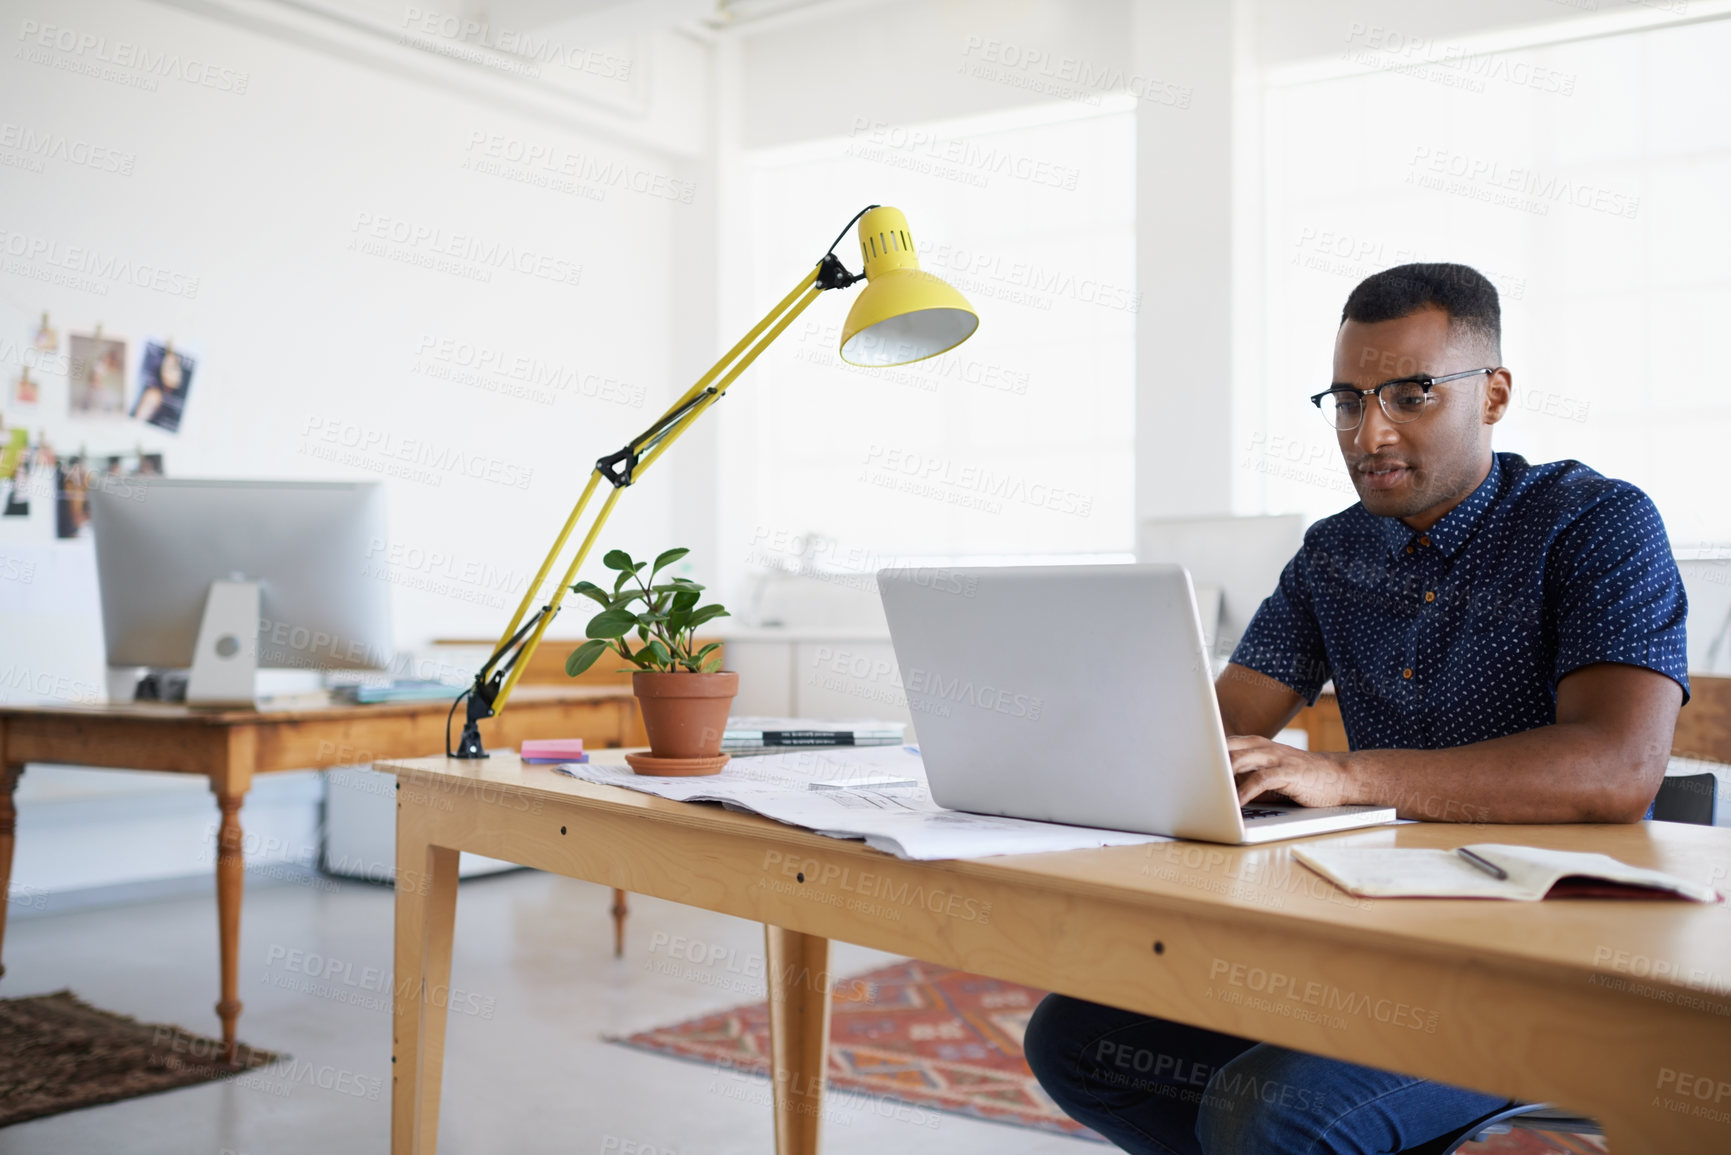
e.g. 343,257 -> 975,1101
1240,807 -> 1285,820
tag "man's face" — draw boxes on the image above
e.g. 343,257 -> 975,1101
1330,306 -> 1507,525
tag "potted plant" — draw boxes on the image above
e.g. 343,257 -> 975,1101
565,547 -> 735,776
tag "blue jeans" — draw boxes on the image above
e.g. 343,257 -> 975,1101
1024,994 -> 1510,1155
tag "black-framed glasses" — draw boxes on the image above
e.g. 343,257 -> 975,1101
1309,368 -> 1497,431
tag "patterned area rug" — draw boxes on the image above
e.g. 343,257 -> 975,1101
0,991 -> 281,1127
610,960 -> 1607,1152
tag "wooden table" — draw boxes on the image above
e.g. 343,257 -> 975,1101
387,749 -> 1731,1155
0,684 -> 635,1057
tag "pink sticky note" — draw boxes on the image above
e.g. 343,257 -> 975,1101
520,739 -> 585,760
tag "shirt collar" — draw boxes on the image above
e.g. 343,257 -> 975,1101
1378,454 -> 1504,559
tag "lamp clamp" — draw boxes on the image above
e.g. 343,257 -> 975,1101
448,603 -> 557,758
451,673 -> 497,759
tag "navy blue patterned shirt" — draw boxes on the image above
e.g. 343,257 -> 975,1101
1231,452 -> 1690,752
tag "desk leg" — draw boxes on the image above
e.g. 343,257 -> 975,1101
212,734 -> 254,1064
0,762 -> 22,980
393,824 -> 459,1155
763,926 -> 831,1155
611,888 -> 628,957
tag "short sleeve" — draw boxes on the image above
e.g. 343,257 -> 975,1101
1230,548 -> 1331,704
1548,485 -> 1691,704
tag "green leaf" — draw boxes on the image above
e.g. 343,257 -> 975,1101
586,608 -> 638,638
701,655 -> 722,673
602,549 -> 635,571
693,642 -> 722,663
571,580 -> 611,609
646,639 -> 672,668
687,604 -> 731,629
651,581 -> 703,594
564,639 -> 609,677
610,589 -> 650,609
665,588 -> 701,637
651,547 -> 689,577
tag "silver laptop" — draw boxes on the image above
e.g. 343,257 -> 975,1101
877,564 -> 1396,844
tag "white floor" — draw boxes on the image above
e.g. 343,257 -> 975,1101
0,869 -> 1093,1155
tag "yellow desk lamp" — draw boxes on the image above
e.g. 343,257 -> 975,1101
449,205 -> 978,757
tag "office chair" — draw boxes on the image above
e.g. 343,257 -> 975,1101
1651,770 -> 1719,825
1432,771 -> 1719,1154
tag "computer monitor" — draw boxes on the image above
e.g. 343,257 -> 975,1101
90,478 -> 391,703
1136,514 -> 1307,663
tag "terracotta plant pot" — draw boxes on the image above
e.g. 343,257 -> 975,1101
632,670 -> 739,763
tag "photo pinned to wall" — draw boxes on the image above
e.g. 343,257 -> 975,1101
68,330 -> 127,416
54,451 -> 90,539
32,311 -> 58,353
51,446 -> 163,538
11,366 -> 37,405
100,451 -> 163,479
0,428 -> 24,478
131,340 -> 194,432
0,428 -> 30,517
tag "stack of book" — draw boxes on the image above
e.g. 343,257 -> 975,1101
722,717 -> 906,758
329,679 -> 464,705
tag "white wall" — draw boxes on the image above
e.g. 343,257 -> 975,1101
0,0 -> 715,891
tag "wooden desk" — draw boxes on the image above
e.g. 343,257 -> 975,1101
387,749 -> 1731,1155
0,684 -> 634,1056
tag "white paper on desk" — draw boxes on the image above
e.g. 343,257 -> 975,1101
552,746 -> 1167,860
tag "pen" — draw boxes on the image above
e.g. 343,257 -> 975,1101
1456,847 -> 1508,881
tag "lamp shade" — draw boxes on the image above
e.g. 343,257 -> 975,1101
839,207 -> 979,367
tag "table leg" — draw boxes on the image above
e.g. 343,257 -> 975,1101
611,888 -> 629,957
763,925 -> 832,1155
213,786 -> 246,1062
393,826 -> 459,1155
0,763 -> 23,980
211,729 -> 255,1063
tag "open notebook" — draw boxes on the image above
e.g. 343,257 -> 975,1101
1294,843 -> 1722,902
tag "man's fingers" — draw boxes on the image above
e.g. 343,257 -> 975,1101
1235,769 -> 1279,806
1228,743 -> 1283,775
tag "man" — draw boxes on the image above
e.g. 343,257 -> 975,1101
1025,263 -> 1689,1154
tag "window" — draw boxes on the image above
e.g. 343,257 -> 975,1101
1253,15 -> 1731,551
723,103 -> 1136,587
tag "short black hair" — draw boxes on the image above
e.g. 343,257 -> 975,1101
1341,262 -> 1501,358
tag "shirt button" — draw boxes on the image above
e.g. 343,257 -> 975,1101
1418,536 -> 1432,546
1405,546 -> 1414,554
1402,668 -> 1414,679
1424,591 -> 1436,602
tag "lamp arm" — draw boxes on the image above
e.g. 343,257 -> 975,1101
494,274 -> 827,713
449,258 -> 839,756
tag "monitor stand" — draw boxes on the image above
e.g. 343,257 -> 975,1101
186,579 -> 260,706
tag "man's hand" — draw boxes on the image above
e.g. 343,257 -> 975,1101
1228,736 -> 1361,807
